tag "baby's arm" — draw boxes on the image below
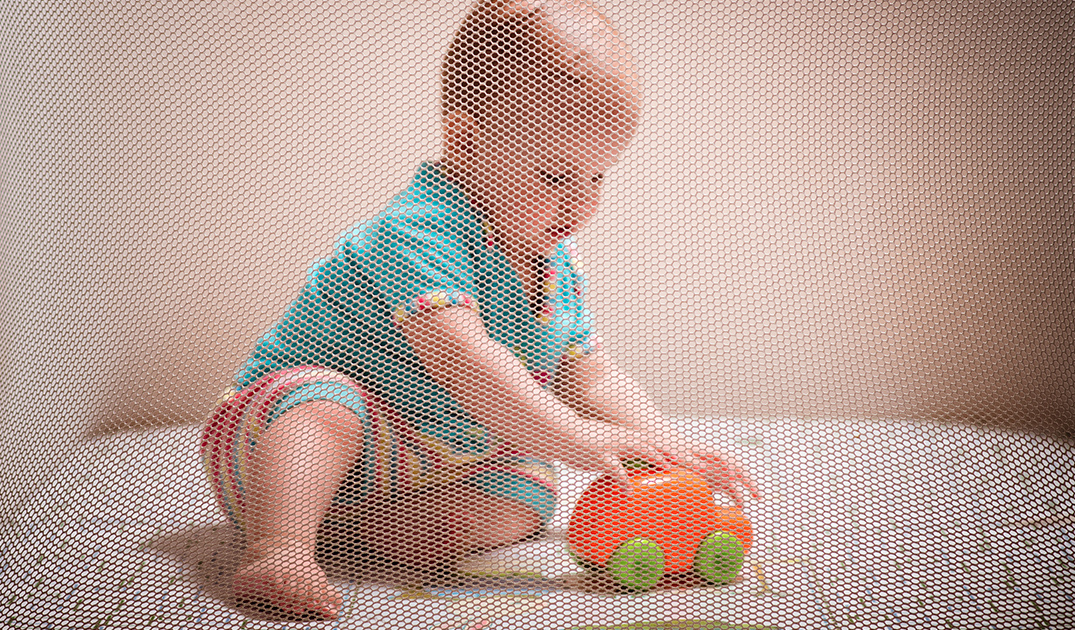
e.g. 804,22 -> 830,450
553,350 -> 760,505
400,306 -> 669,489
551,350 -> 663,435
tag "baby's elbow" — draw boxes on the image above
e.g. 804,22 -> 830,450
400,306 -> 487,378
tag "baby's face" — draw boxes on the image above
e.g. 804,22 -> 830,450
443,2 -> 641,259
461,89 -> 639,258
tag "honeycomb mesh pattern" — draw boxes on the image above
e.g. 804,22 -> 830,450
2,0 -> 1074,628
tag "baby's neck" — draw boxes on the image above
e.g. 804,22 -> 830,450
443,162 -> 553,279
503,248 -> 543,282
500,248 -> 548,317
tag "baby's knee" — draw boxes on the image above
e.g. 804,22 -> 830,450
284,399 -> 365,440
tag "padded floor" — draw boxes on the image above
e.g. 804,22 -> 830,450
3,418 -> 1073,629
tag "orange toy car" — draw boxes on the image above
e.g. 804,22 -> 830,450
567,460 -> 753,590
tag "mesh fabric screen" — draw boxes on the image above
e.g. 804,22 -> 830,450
2,1 -> 1074,628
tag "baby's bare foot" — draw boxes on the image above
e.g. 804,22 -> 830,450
233,541 -> 342,621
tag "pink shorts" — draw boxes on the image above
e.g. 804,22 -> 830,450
200,366 -> 558,532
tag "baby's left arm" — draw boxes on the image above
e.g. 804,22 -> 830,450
552,350 -> 760,506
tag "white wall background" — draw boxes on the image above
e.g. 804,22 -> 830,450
3,0 -> 1073,508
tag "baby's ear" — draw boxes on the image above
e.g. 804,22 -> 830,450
443,110 -> 478,158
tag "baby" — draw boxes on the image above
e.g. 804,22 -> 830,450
200,0 -> 758,620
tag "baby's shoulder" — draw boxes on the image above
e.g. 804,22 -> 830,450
327,188 -> 477,270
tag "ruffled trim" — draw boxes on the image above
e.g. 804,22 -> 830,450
391,290 -> 480,328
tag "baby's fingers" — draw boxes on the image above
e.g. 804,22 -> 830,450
723,453 -> 762,500
715,477 -> 745,507
643,445 -> 678,472
601,452 -> 632,496
663,449 -> 716,486
702,453 -> 760,504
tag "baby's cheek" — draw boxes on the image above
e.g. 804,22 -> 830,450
531,193 -> 562,223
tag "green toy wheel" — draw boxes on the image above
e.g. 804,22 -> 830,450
607,538 -> 664,590
568,545 -> 599,571
694,531 -> 746,584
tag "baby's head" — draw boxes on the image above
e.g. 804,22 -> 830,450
442,0 -> 641,257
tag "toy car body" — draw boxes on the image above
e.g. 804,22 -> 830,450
567,464 -> 753,590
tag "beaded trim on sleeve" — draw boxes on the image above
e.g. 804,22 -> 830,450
391,290 -> 480,328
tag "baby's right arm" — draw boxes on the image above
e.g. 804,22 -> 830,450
401,306 -> 669,489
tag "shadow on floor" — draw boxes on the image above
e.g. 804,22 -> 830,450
148,520 -> 566,621
146,520 -> 729,623
147,523 -> 245,610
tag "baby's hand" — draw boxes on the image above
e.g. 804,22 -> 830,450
562,423 -> 758,506
653,438 -> 760,507
562,422 -> 679,493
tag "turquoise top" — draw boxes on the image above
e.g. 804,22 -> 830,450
234,162 -> 600,460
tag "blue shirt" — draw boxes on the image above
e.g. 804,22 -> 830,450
234,162 -> 600,459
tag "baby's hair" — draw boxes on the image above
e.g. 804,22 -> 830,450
443,2 -> 555,122
442,0 -> 637,125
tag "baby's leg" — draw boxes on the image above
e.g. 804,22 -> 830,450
353,459 -> 554,578
354,482 -> 542,577
233,399 -> 364,620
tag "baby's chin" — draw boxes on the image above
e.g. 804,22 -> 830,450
541,224 -> 579,248
503,225 -> 578,256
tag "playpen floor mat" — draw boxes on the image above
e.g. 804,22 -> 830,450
4,417 -> 1073,629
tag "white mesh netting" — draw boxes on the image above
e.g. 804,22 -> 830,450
2,0 -> 1074,628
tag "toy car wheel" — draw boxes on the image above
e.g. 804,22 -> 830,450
567,545 -> 599,571
694,531 -> 746,584
607,538 -> 664,591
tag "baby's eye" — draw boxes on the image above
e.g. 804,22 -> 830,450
591,173 -> 604,184
539,171 -> 567,186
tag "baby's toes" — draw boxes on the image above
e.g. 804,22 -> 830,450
303,577 -> 343,619
233,572 -> 290,617
233,563 -> 340,621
